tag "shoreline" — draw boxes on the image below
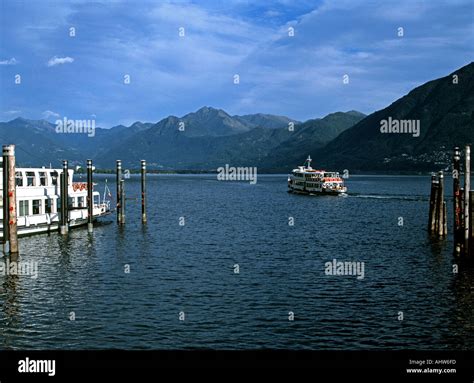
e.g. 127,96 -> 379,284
84,169 -> 437,176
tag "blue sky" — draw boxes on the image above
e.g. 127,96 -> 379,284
0,0 -> 473,128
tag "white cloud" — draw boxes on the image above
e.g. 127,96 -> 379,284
47,56 -> 74,67
42,110 -> 60,119
3,110 -> 21,115
0,57 -> 17,65
264,10 -> 282,18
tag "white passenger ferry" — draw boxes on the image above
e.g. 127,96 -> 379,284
288,156 -> 347,195
0,166 -> 111,237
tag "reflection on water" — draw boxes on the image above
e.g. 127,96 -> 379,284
0,175 -> 473,350
1,253 -> 20,349
449,260 -> 474,348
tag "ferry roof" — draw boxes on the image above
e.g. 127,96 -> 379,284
292,168 -> 326,172
0,166 -> 72,173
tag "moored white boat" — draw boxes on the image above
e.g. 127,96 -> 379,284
0,166 -> 111,238
288,156 -> 347,195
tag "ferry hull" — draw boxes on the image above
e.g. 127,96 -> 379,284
0,211 -> 111,239
288,187 -> 347,196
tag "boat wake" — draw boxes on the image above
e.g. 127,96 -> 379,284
348,193 -> 428,202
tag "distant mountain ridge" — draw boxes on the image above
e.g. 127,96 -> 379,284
93,109 -> 362,169
0,108 -> 304,168
145,107 -> 300,138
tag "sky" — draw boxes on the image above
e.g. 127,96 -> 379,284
0,0 -> 473,128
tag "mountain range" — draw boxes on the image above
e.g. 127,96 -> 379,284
1,62 -> 473,173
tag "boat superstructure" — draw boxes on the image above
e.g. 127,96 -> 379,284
288,156 -> 347,195
0,166 -> 111,237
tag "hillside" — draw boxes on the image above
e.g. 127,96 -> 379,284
312,62 -> 474,172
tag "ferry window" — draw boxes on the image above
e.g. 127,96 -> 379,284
78,197 -> 84,208
39,172 -> 47,186
32,199 -> 42,215
19,200 -> 29,216
26,172 -> 36,186
51,172 -> 58,186
68,197 -> 74,208
46,199 -> 52,214
15,172 -> 23,187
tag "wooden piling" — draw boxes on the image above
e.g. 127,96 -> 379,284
428,174 -> 439,233
443,201 -> 447,236
7,146 -> 18,253
470,190 -> 474,256
60,160 -> 69,235
2,145 -> 18,254
437,171 -> 445,237
464,145 -> 470,255
141,160 -> 147,224
116,160 -> 122,224
87,159 -> 93,233
2,148 -> 10,254
120,179 -> 125,225
453,147 -> 462,255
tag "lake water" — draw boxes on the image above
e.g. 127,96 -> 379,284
0,174 -> 473,350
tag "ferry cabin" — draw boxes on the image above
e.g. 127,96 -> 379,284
0,167 -> 109,237
291,170 -> 343,191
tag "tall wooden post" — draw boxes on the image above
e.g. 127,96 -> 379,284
120,179 -> 125,225
87,159 -> 93,233
437,171 -> 445,237
7,146 -> 18,253
470,191 -> 474,255
141,160 -> 147,224
60,160 -> 69,235
453,147 -> 462,255
2,149 -> 9,254
2,145 -> 18,254
116,160 -> 122,225
464,145 -> 470,256
443,201 -> 447,236
428,174 -> 439,233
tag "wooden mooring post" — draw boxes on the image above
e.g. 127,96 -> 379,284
470,190 -> 474,254
428,173 -> 438,233
450,145 -> 473,257
443,201 -> 447,238
116,160 -> 122,225
59,160 -> 69,235
428,171 -> 446,236
437,171 -> 447,237
120,179 -> 125,224
141,160 -> 147,224
453,147 -> 462,255
2,147 -> 9,254
2,145 -> 18,255
87,159 -> 94,233
464,145 -> 471,256
116,159 -> 147,226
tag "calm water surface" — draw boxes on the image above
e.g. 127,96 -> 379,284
0,174 -> 473,349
